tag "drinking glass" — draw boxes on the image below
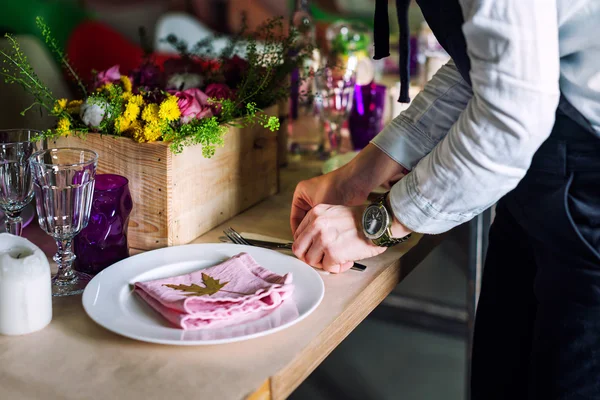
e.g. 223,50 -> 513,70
30,148 -> 98,297
314,57 -> 357,155
74,174 -> 133,275
348,83 -> 388,150
0,129 -> 42,236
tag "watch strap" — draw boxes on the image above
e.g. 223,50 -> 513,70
371,192 -> 410,247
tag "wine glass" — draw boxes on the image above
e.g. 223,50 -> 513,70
30,148 -> 98,297
313,56 -> 357,155
0,129 -> 42,236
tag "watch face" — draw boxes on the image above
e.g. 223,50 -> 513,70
363,205 -> 386,238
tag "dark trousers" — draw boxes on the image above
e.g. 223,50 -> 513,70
471,112 -> 600,399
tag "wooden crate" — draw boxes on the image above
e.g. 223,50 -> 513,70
52,105 -> 279,252
277,98 -> 290,167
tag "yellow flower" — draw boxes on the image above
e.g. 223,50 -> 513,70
132,121 -> 162,143
129,94 -> 144,107
124,102 -> 141,123
124,121 -> 142,139
120,75 -> 133,93
115,116 -> 132,134
96,82 -> 114,93
122,92 -> 132,101
56,117 -> 71,134
53,98 -> 68,114
158,96 -> 181,122
66,100 -> 83,114
141,103 -> 160,123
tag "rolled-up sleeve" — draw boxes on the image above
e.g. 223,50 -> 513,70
389,0 -> 560,234
372,60 -> 472,170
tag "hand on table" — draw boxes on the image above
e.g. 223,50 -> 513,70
290,145 -> 407,235
290,145 -> 413,272
290,171 -> 367,235
292,204 -> 386,273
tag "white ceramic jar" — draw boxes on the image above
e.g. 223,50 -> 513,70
0,233 -> 52,335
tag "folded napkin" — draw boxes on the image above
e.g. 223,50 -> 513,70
134,253 -> 294,330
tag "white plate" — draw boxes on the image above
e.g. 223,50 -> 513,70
82,243 -> 324,345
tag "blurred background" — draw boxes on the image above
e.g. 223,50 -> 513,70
0,1 -> 477,399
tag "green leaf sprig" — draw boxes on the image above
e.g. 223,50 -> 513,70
164,273 -> 250,297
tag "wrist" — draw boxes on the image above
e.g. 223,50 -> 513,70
334,163 -> 372,206
385,193 -> 412,238
342,144 -> 409,201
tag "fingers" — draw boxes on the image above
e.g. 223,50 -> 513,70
293,204 -> 375,274
292,228 -> 313,263
321,250 -> 350,274
293,207 -> 329,266
290,205 -> 308,236
321,254 -> 354,274
290,194 -> 311,235
304,239 -> 324,269
294,204 -> 329,241
339,261 -> 355,272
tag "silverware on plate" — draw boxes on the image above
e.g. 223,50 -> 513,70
223,227 -> 367,272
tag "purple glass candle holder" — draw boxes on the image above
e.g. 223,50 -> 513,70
74,174 -> 133,275
348,83 -> 387,150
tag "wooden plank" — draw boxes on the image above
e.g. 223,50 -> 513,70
170,105 -> 279,246
13,155 -> 441,400
51,104 -> 279,251
52,135 -> 170,250
246,380 -> 271,400
269,256 -> 403,400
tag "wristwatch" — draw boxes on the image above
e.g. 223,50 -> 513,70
362,192 -> 411,247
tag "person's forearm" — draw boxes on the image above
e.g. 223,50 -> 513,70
335,144 -> 408,205
386,0 -> 560,235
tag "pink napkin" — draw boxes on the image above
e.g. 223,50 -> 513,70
133,253 -> 294,330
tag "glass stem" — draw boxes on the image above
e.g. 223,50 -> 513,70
328,122 -> 341,154
4,213 -> 23,236
53,238 -> 77,285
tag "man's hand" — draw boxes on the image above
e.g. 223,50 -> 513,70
292,204 -> 386,273
291,171 -> 365,235
291,144 -> 408,235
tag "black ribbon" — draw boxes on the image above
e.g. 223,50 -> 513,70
373,0 -> 390,60
373,0 -> 411,103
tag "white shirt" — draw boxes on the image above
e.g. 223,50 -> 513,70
372,0 -> 600,234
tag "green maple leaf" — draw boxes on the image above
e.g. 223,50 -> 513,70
164,273 -> 229,297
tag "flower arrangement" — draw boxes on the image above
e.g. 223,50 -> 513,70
0,17 -> 311,156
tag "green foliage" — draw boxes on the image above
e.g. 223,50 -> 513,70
0,34 -> 56,116
0,15 -> 286,158
164,116 -> 227,157
36,16 -> 87,97
169,16 -> 313,112
263,116 -> 281,131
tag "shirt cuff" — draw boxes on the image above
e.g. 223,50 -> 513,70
389,172 -> 469,235
370,115 -> 436,171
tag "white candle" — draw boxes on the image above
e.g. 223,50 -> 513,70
0,233 -> 52,335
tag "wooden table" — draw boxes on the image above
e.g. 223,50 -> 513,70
1,157 -> 441,400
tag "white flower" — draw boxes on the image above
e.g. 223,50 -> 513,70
80,97 -> 110,129
166,73 -> 203,91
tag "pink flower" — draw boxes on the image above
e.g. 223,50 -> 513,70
95,65 -> 121,88
205,83 -> 233,100
205,83 -> 234,114
223,55 -> 249,86
172,88 -> 213,123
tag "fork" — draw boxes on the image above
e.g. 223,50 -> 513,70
223,227 -> 367,272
